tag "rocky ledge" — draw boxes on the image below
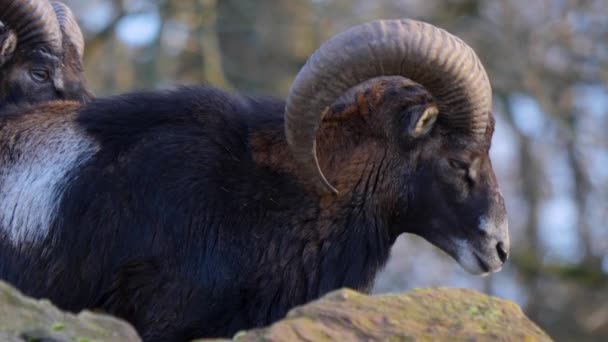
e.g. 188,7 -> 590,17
0,280 -> 551,341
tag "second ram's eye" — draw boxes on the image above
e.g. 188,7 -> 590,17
30,69 -> 50,82
448,158 -> 468,171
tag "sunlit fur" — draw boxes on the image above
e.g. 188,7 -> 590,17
0,77 -> 508,341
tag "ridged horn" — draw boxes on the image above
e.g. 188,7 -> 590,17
51,0 -> 84,60
0,0 -> 62,52
285,19 -> 492,195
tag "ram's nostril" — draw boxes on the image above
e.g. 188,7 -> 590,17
496,241 -> 508,263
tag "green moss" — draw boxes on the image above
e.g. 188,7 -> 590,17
51,322 -> 65,331
0,281 -> 141,341
230,288 -> 552,342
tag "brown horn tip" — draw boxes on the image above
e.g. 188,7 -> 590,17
302,140 -> 339,195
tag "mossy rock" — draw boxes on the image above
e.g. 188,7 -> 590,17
0,279 -> 550,341
220,288 -> 552,342
0,281 -> 141,342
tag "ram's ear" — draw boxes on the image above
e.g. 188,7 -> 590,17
407,105 -> 439,138
0,28 -> 17,67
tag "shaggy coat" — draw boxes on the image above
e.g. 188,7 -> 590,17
0,78 -> 507,341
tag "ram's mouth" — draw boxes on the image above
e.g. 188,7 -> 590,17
416,229 -> 505,276
455,243 -> 504,276
473,252 -> 491,273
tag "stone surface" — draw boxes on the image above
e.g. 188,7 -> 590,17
1,279 -> 551,342
0,281 -> 141,342
223,288 -> 552,342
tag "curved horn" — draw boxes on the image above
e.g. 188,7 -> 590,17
285,19 -> 492,195
0,0 -> 62,52
51,0 -> 84,60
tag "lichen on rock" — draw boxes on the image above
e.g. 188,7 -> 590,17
0,281 -> 141,342
226,288 -> 552,342
0,279 -> 551,342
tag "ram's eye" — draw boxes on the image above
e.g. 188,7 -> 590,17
30,69 -> 50,83
448,158 -> 468,171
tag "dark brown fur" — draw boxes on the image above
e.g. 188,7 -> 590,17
0,78 -> 508,341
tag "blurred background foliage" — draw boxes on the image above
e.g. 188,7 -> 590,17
64,0 -> 607,340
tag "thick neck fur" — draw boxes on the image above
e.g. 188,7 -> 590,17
247,87 -> 399,312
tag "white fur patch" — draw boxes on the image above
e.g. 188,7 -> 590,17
478,215 -> 491,233
0,122 -> 97,245
478,215 -> 509,243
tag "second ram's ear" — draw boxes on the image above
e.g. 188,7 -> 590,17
0,28 -> 17,67
406,105 -> 439,138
